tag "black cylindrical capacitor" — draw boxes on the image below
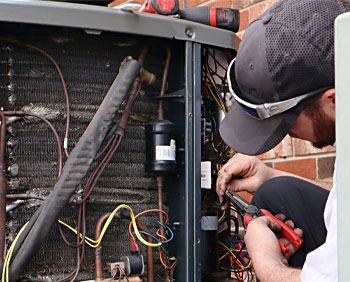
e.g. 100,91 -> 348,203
145,119 -> 176,175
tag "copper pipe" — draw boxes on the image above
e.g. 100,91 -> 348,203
6,194 -> 44,201
138,47 -> 148,66
156,45 -> 171,280
94,212 -> 111,281
135,218 -> 154,282
117,79 -> 141,133
94,213 -> 154,282
0,111 -> 7,264
158,45 -> 171,121
157,175 -> 169,281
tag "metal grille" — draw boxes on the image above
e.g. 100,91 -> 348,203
1,23 -> 168,280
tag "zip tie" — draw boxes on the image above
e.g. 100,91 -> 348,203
64,138 -> 68,149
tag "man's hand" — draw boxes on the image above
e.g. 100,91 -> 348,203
274,214 -> 303,260
245,216 -> 302,282
216,153 -> 276,207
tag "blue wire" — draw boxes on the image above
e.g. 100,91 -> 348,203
228,234 -> 249,255
133,221 -> 174,244
137,231 -> 169,253
156,221 -> 174,243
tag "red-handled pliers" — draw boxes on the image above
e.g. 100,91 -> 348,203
225,191 -> 302,254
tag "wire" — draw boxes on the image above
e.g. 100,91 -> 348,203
128,208 -> 168,239
4,111 -> 63,177
159,249 -> 177,270
136,221 -> 174,244
58,204 -> 161,248
2,222 -> 29,282
218,241 -> 251,270
218,210 -> 226,223
0,37 -> 71,158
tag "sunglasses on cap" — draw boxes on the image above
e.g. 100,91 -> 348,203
227,58 -> 330,120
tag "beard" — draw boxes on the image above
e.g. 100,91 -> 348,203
306,106 -> 335,149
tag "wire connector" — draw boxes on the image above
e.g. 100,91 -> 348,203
130,236 -> 139,253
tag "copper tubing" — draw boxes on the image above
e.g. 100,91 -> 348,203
156,45 -> 171,280
95,212 -> 111,281
158,45 -> 171,121
135,218 -> 154,282
0,111 -> 7,264
94,213 -> 154,282
138,47 -> 148,66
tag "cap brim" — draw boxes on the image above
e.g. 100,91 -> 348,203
219,100 -> 303,155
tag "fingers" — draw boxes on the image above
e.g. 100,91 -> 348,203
221,199 -> 229,210
265,216 -> 282,233
293,227 -> 303,238
274,213 -> 286,222
279,235 -> 304,260
216,166 -> 237,204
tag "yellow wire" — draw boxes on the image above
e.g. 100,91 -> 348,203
207,84 -> 226,114
2,204 -> 162,282
58,204 -> 161,248
218,241 -> 251,269
206,65 -> 227,113
2,222 -> 29,282
218,210 -> 226,223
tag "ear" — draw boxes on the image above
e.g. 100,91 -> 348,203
320,88 -> 335,108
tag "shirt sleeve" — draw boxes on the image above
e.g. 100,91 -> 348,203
300,183 -> 337,282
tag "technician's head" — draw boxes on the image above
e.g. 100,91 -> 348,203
220,0 -> 345,156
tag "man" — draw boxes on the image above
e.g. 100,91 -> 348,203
215,0 -> 347,281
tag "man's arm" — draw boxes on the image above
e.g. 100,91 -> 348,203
273,169 -> 333,191
216,153 -> 332,205
245,216 -> 302,282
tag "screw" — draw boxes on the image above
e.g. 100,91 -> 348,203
185,28 -> 194,38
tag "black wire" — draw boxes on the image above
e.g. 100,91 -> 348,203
230,205 -> 246,230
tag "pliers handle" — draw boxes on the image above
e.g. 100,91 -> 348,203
225,191 -> 302,254
244,209 -> 302,254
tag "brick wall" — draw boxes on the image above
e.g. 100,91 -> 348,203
232,0 -> 336,184
109,0 -> 336,183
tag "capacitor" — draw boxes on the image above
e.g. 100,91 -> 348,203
145,119 -> 176,175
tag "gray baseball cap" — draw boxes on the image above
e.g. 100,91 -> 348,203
220,0 -> 345,155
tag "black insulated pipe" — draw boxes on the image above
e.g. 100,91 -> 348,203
9,57 -> 141,282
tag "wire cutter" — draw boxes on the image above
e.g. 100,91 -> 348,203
225,191 -> 302,254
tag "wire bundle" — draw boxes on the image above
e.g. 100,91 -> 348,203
2,204 -> 175,282
201,47 -> 233,169
218,235 -> 253,282
128,209 -> 176,270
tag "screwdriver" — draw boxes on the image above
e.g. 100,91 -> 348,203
139,0 -> 240,32
179,7 -> 240,32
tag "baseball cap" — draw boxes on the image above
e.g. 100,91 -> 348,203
219,0 -> 345,155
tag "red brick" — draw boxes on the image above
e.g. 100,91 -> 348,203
249,0 -> 272,22
318,156 -> 336,179
237,191 -> 253,202
239,9 -> 249,31
237,0 -> 264,10
258,136 -> 293,160
293,138 -> 336,156
198,0 -> 233,8
184,0 -> 203,8
274,158 -> 317,179
179,0 -> 185,9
